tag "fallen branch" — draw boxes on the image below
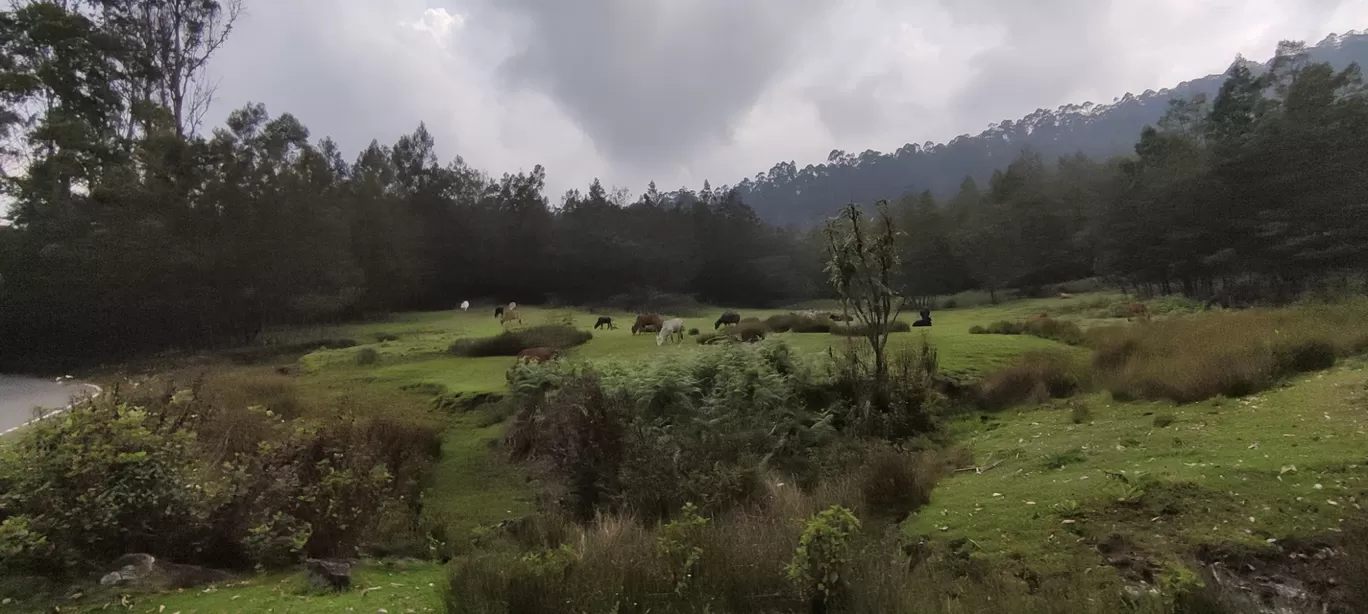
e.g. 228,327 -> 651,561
955,460 -> 1004,474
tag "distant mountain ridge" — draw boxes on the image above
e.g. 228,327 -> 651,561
729,30 -> 1368,226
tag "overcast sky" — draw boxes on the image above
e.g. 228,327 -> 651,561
204,0 -> 1368,198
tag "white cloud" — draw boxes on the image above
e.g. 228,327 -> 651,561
200,0 -> 1368,197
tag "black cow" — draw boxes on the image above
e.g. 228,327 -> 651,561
714,311 -> 741,330
594,316 -> 615,330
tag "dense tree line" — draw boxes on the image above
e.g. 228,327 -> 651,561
734,31 -> 1368,226
2,0 -> 1365,370
0,0 -> 823,368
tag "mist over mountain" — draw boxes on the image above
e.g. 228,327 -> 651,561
731,30 -> 1368,226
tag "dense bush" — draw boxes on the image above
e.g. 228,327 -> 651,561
505,341 -> 840,522
1088,302 -> 1368,403
0,385 -> 442,576
449,325 -> 592,357
355,347 -> 379,365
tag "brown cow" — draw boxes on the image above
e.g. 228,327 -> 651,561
631,313 -> 664,335
1126,302 -> 1151,322
516,347 -> 559,363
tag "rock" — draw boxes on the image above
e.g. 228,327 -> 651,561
101,553 -> 230,590
306,558 -> 352,592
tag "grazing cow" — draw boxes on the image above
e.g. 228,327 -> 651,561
656,318 -> 686,346
516,347 -> 559,364
460,300 -> 470,312
715,310 -> 741,330
1126,302 -> 1151,322
594,316 -> 615,330
631,313 -> 664,335
912,308 -> 932,327
1058,292 -> 1074,300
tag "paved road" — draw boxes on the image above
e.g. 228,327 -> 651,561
0,375 -> 96,435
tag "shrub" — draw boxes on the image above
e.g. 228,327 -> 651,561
449,325 -> 592,357
1068,401 -> 1093,424
0,399 -> 209,575
733,319 -> 769,342
0,383 -> 443,576
1153,412 -> 1176,428
968,324 -> 987,334
765,313 -> 830,334
857,446 -> 940,519
506,342 -> 832,523
830,320 -> 911,336
374,332 -> 399,342
977,350 -> 1089,409
787,505 -> 861,609
687,327 -> 699,336
977,317 -> 1085,345
355,347 -> 379,365
1044,448 -> 1087,469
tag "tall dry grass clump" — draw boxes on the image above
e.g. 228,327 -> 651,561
1088,301 -> 1368,403
976,350 -> 1091,409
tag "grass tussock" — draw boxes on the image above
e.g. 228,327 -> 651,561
764,313 -> 832,333
970,315 -> 1085,345
448,325 -> 593,357
977,350 -> 1090,409
1088,301 -> 1368,403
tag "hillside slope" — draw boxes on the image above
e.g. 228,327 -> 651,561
734,31 -> 1368,226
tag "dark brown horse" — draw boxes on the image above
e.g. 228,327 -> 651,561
631,313 -> 664,335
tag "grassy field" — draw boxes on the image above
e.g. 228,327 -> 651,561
22,292 -> 1368,611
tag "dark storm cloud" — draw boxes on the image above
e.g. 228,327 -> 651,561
490,0 -> 830,171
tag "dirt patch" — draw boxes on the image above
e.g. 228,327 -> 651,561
1196,539 -> 1355,614
1096,533 -> 1161,587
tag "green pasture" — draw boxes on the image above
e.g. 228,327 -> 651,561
33,291 -> 1368,611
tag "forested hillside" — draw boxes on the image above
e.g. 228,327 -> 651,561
733,31 -> 1368,225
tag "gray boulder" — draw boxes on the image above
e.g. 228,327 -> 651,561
100,553 -> 230,589
305,558 -> 352,591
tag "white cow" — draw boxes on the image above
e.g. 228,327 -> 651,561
460,300 -> 470,312
656,318 -> 686,346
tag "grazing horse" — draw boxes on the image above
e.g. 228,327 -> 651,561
594,316 -> 615,330
632,313 -> 664,335
912,308 -> 932,327
1126,302 -> 1151,322
656,318 -> 686,346
715,311 -> 740,330
501,303 -> 522,326
516,347 -> 559,364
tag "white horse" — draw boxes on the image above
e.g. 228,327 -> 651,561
460,300 -> 470,312
656,318 -> 685,346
